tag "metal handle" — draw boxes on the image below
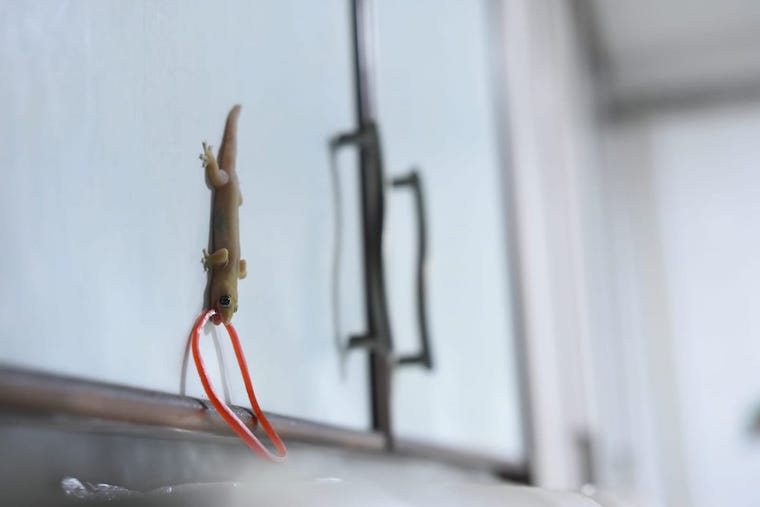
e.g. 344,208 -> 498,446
391,170 -> 433,370
328,124 -> 393,355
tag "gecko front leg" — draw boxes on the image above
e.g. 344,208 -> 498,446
203,248 -> 229,271
200,142 -> 230,188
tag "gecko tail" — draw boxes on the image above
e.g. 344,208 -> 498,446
218,104 -> 241,172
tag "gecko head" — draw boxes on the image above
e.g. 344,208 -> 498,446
211,286 -> 238,325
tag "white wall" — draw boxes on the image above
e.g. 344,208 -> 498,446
599,102 -> 760,506
597,121 -> 686,507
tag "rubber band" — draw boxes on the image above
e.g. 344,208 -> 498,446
191,308 -> 287,462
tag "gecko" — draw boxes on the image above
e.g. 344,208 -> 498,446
199,104 -> 246,325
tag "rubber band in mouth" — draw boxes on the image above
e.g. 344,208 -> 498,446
191,309 -> 287,462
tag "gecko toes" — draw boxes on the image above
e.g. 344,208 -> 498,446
199,143 -> 214,167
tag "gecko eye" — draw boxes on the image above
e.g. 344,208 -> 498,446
218,295 -> 232,308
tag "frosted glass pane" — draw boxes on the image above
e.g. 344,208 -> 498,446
0,0 -> 369,430
375,0 -> 525,460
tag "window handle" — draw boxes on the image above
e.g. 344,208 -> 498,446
328,124 -> 393,356
391,170 -> 433,370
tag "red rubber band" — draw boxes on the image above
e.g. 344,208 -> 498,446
191,308 -> 287,462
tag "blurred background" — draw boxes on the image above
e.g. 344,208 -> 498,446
2,1 -> 760,506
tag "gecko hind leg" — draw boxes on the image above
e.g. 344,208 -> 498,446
238,259 -> 247,279
203,248 -> 229,271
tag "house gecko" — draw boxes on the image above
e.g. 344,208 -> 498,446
199,105 -> 246,325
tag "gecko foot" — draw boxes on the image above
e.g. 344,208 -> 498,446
199,142 -> 214,167
201,249 -> 210,271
